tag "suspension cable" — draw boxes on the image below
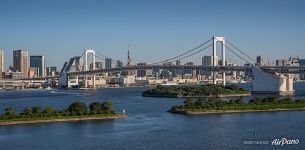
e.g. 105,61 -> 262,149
225,46 -> 250,63
225,40 -> 255,62
164,44 -> 213,64
153,38 -> 212,64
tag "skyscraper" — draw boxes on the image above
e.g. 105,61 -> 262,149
30,55 -> 45,77
202,56 -> 213,66
13,49 -> 29,78
0,50 -> 3,79
256,55 -> 263,66
116,60 -> 123,68
105,58 -> 112,69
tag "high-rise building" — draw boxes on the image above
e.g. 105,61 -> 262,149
276,59 -> 287,66
202,56 -> 213,66
28,67 -> 38,78
136,62 -> 152,77
89,62 -> 103,70
0,50 -> 3,79
137,63 -> 146,77
13,49 -> 29,78
46,67 -> 58,76
105,58 -> 112,69
116,60 -> 123,68
30,55 -> 45,77
256,55 -> 263,66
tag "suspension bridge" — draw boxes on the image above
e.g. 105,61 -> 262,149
56,35 -> 305,94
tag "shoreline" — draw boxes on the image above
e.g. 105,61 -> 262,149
0,114 -> 127,126
142,93 -> 251,98
177,93 -> 251,98
169,108 -> 305,115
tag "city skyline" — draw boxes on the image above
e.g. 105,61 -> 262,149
1,0 -> 305,69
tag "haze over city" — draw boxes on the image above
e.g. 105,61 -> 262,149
1,0 -> 305,69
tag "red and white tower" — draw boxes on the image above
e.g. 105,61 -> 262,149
127,48 -> 131,66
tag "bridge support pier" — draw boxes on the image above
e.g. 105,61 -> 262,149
93,75 -> 96,88
85,75 -> 88,88
222,73 -> 226,86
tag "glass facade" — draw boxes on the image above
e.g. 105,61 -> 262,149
30,56 -> 45,77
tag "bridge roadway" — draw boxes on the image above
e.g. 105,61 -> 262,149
67,65 -> 305,76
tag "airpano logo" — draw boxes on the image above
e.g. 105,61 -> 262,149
271,138 -> 299,146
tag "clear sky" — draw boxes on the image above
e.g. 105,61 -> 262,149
1,0 -> 305,69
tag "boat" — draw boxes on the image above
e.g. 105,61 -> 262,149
45,86 -> 52,90
50,90 -> 56,94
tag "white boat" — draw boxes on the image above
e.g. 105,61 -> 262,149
50,90 -> 56,94
45,86 -> 52,90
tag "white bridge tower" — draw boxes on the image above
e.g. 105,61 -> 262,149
212,36 -> 226,85
84,49 -> 96,88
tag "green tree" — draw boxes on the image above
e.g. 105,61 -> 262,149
5,107 -> 16,116
184,98 -> 194,109
23,108 -> 33,116
89,102 -> 102,112
68,101 -> 87,114
43,107 -> 56,115
32,106 -> 42,114
101,101 -> 113,111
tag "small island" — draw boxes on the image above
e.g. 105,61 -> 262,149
142,84 -> 250,98
0,101 -> 127,126
169,97 -> 305,115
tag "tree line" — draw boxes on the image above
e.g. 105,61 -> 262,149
1,101 -> 115,120
143,84 -> 249,97
170,97 -> 305,111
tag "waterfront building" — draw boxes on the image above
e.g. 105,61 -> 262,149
0,50 -> 3,79
105,58 -> 112,69
12,72 -> 24,79
46,67 -> 58,76
109,75 -> 135,85
13,49 -> 29,78
28,67 -> 38,78
30,55 -> 45,77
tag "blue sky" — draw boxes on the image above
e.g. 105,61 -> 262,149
1,0 -> 305,69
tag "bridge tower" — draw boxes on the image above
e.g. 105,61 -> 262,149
84,49 -> 96,88
212,36 -> 226,85
84,49 -> 96,71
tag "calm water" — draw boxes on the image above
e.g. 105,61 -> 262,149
0,83 -> 305,150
